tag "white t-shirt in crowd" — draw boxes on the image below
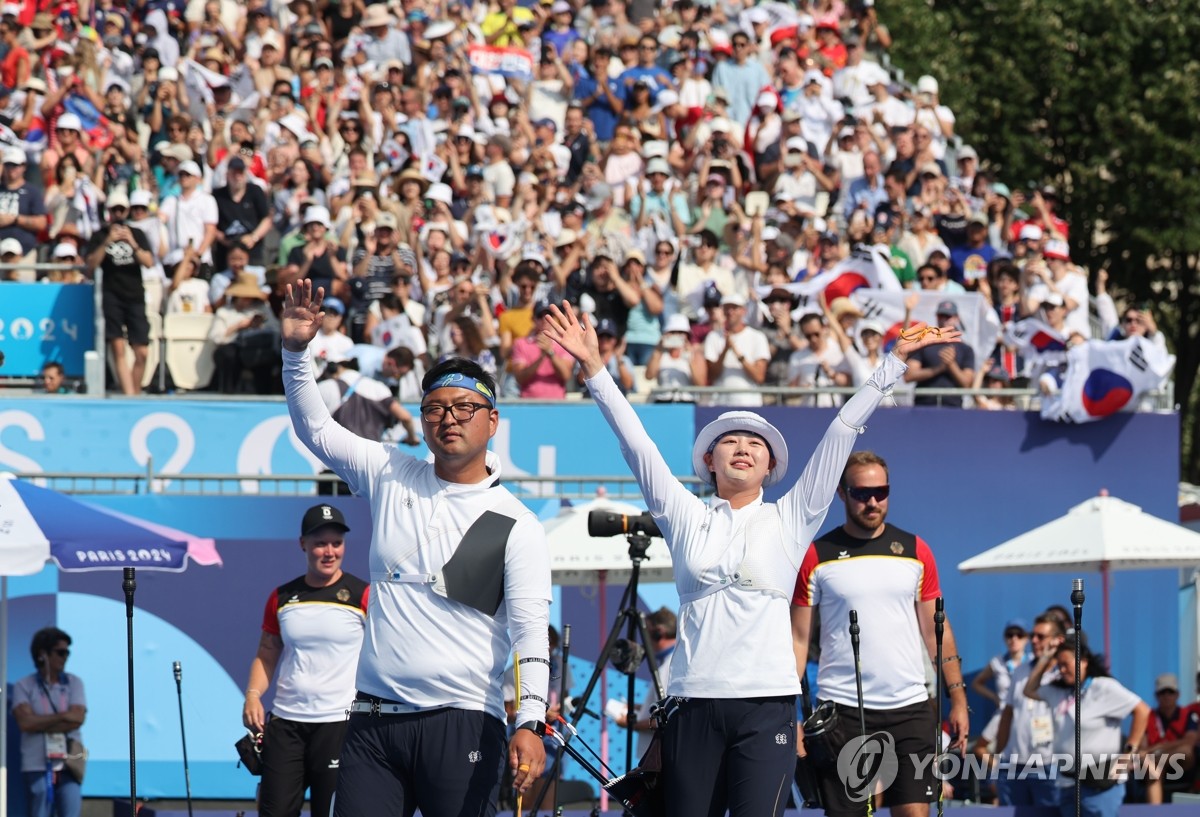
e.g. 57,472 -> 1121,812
703,325 -> 770,407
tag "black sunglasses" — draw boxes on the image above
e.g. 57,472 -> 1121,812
54,648 -> 70,658
846,485 -> 889,503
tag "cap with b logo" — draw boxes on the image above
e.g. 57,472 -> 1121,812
301,504 -> 350,536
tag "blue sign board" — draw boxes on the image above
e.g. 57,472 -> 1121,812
0,283 -> 95,376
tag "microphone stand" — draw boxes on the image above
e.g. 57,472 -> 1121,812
934,597 -> 945,817
1071,579 -> 1084,817
555,624 -> 570,817
850,610 -> 869,817
123,568 -> 138,817
174,662 -> 195,817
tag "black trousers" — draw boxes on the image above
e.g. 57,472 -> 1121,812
333,707 -> 506,817
662,695 -> 797,817
259,717 -> 348,817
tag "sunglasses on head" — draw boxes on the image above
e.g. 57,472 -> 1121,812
846,485 -> 889,503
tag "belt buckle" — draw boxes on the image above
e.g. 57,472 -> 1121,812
370,698 -> 381,717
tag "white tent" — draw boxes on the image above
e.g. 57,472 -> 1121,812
958,490 -> 1200,658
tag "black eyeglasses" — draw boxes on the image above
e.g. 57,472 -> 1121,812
54,648 -> 70,658
846,485 -> 889,503
420,402 -> 491,423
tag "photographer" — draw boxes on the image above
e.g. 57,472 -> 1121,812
85,194 -> 155,395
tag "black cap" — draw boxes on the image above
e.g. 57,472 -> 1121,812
227,156 -> 246,171
301,504 -> 350,536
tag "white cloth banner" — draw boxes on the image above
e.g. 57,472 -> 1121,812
1041,337 -> 1175,423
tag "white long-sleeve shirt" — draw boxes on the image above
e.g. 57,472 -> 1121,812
585,353 -> 907,698
284,348 -> 551,724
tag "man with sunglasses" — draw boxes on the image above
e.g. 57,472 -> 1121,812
993,613 -> 1065,807
792,450 -> 970,817
281,280 -> 551,817
12,627 -> 86,817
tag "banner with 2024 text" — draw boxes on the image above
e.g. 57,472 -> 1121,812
0,283 -> 95,377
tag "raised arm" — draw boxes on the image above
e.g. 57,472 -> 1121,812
776,324 -> 963,547
542,302 -> 699,527
282,280 -> 390,493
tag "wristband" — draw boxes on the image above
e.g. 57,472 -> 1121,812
941,654 -> 962,664
946,682 -> 965,692
246,689 -> 262,697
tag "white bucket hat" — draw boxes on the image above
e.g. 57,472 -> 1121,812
692,411 -> 789,488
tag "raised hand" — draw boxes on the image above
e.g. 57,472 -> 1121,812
542,302 -> 602,378
891,322 -> 963,362
281,279 -> 326,352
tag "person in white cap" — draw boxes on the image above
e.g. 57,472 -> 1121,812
0,145 -> 48,278
286,204 -> 346,296
160,160 -> 219,268
543,301 -> 961,817
0,236 -> 24,281
41,112 -> 94,180
912,75 -> 955,160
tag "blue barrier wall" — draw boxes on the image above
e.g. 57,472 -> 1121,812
0,284 -> 95,377
0,398 -> 1180,807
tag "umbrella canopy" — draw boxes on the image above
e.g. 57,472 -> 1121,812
958,491 -> 1200,656
1,479 -> 220,572
0,476 -> 221,817
545,498 -> 674,586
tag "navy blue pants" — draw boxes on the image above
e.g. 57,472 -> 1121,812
661,696 -> 797,817
333,707 -> 506,817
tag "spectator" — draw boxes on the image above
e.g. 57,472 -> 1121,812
214,157 -> 273,270
39,362 -> 71,394
308,297 -> 355,377
917,262 -> 965,294
976,367 -> 1018,411
0,146 -> 48,276
711,30 -> 770,125
209,273 -> 283,394
578,318 -> 634,396
85,204 -> 155,395
912,76 -> 955,160
1140,673 -> 1198,804
646,313 -> 705,402
949,213 -> 996,286
1024,240 -> 1089,339
703,293 -> 768,406
787,312 -> 850,407
439,315 -> 499,377
0,237 -> 24,281
509,301 -> 575,398
288,206 -> 347,304
904,301 -> 976,407
161,161 -> 218,272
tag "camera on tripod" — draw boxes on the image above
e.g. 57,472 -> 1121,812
587,510 -> 662,539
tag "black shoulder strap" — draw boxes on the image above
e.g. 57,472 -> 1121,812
440,510 -> 517,616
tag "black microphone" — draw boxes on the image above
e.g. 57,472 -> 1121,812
1071,578 -> 1084,624
123,567 -> 137,617
849,609 -> 860,649
174,661 -> 182,686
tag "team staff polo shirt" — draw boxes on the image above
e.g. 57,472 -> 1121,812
794,524 -> 940,710
263,572 -> 369,722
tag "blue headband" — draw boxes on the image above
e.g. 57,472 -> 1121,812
423,372 -> 496,405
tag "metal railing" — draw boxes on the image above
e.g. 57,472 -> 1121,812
646,383 -> 1177,411
10,469 -> 710,499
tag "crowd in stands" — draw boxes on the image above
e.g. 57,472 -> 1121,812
0,0 -> 1168,406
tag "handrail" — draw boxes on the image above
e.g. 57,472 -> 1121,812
9,470 -> 710,498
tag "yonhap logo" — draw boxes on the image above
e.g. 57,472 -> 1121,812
836,732 -> 899,802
